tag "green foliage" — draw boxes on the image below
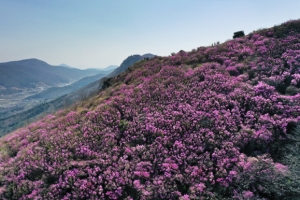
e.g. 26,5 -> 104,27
280,124 -> 300,194
5,144 -> 18,158
286,85 -> 300,95
119,119 -> 129,132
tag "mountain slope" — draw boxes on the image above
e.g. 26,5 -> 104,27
107,54 -> 155,78
1,20 -> 300,199
26,65 -> 118,100
100,65 -> 119,71
0,54 -> 151,136
0,59 -> 101,95
24,73 -> 108,101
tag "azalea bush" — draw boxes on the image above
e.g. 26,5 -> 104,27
0,20 -> 300,199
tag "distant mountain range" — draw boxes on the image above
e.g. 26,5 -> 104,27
35,54 -> 155,103
23,65 -> 118,101
0,59 -> 101,95
98,65 -> 119,71
58,63 -> 73,68
58,64 -> 119,72
73,53 -> 156,99
0,54 -> 155,136
25,73 -> 108,101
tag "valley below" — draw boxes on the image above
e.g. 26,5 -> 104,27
0,87 -> 50,119
0,55 -> 152,137
0,81 -> 79,119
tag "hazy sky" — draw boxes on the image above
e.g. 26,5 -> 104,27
1,1 -> 300,69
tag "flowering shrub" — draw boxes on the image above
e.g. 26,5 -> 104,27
0,19 -> 300,199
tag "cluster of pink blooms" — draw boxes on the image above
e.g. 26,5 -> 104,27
0,20 -> 300,199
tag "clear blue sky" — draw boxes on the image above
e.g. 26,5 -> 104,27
1,0 -> 300,69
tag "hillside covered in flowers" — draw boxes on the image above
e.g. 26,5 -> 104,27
1,20 -> 300,199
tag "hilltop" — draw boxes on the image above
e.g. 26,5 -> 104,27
0,20 -> 300,199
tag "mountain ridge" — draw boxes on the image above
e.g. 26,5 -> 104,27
0,58 -> 101,95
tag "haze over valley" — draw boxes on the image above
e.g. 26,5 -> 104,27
0,58 -> 116,119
